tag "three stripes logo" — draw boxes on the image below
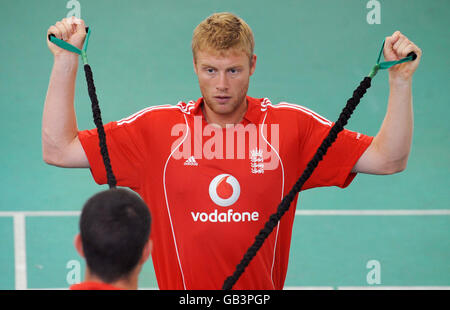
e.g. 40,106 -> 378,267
184,156 -> 198,166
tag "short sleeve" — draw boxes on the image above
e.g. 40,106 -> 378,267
298,109 -> 374,190
78,120 -> 145,190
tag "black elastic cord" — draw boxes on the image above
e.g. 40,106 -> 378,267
222,76 -> 372,290
84,64 -> 117,189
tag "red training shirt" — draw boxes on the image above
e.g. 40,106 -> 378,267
78,96 -> 373,290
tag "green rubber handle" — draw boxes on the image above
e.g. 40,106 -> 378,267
48,27 -> 91,64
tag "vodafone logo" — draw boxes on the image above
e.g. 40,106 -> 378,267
191,174 -> 259,223
209,174 -> 240,207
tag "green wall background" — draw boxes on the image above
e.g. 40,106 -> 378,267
0,0 -> 448,289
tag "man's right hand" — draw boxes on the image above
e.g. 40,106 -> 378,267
47,16 -> 87,57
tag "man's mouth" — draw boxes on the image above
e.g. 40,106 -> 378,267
214,96 -> 231,103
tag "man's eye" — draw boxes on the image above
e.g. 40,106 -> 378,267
206,68 -> 215,73
229,68 -> 238,74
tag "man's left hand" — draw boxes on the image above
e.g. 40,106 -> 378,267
384,31 -> 422,81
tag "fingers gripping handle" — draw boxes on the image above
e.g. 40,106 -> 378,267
48,27 -> 89,40
48,27 -> 90,64
369,43 -> 418,78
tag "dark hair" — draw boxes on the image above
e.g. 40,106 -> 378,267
79,188 -> 151,283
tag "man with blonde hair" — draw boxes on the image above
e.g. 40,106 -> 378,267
43,13 -> 421,289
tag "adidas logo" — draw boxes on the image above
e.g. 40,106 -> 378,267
184,156 -> 198,166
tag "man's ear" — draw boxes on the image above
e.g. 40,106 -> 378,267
74,234 -> 85,258
139,239 -> 153,265
250,54 -> 257,76
193,57 -> 198,75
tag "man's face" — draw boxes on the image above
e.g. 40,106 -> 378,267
194,49 -> 257,118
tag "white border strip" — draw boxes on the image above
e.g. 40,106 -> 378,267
0,211 -> 81,217
161,114 -> 190,290
1,210 -> 449,218
261,111 -> 285,289
13,214 -> 27,290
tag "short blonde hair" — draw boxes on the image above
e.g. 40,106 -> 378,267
192,12 -> 255,62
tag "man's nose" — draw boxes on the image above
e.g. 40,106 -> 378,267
216,72 -> 229,91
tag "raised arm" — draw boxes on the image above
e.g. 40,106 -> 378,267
42,17 -> 89,168
352,31 -> 422,175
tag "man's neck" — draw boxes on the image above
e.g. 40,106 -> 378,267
202,99 -> 248,128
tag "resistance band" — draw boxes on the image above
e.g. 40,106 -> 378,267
48,27 -> 117,189
222,42 -> 416,290
49,28 -> 416,289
